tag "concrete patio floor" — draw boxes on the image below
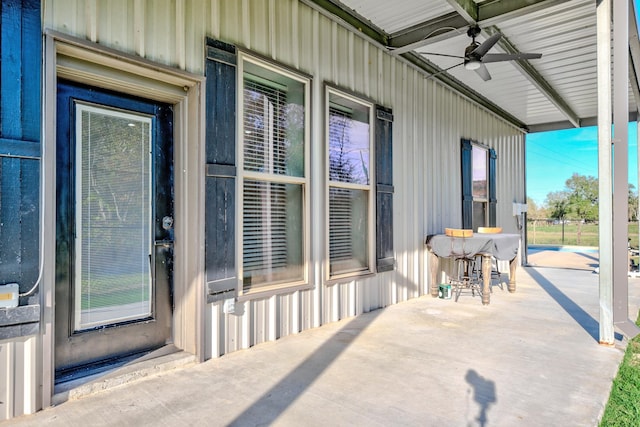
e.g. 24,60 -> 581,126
6,255 -> 640,427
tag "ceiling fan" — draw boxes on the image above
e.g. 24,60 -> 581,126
422,25 -> 542,81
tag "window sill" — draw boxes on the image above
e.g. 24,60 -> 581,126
0,304 -> 40,340
326,271 -> 376,286
237,281 -> 313,302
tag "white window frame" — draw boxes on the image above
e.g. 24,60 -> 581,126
237,52 -> 311,297
325,87 -> 375,281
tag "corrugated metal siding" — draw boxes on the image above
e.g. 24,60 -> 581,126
43,0 -> 524,360
0,337 -> 38,420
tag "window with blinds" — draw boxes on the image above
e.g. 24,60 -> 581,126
240,61 -> 307,290
327,90 -> 373,278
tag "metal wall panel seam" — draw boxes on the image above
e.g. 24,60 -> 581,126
176,0 -> 186,70
13,339 -> 25,417
291,0 -> 299,68
210,0 -> 220,39
133,0 -> 144,57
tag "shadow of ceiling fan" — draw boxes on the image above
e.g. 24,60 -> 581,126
422,25 -> 542,81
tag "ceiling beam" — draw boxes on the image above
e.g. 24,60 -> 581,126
389,0 -> 566,52
528,112 -> 639,133
484,26 -> 580,128
388,13 -> 468,55
444,0 -> 477,23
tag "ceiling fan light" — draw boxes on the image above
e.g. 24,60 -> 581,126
464,59 -> 481,70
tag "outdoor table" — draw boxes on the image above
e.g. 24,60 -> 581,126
425,233 -> 520,305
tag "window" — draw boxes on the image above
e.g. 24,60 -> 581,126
239,56 -> 309,291
461,139 -> 497,230
472,145 -> 488,230
327,89 -> 374,278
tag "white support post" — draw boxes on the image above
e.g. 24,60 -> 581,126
597,0 -> 614,345
612,0 -> 640,338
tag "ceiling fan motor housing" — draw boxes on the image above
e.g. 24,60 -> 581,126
464,43 -> 482,69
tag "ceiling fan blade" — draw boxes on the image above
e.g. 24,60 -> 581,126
474,64 -> 492,81
471,33 -> 502,57
419,52 -> 466,60
425,62 -> 464,80
482,52 -> 543,63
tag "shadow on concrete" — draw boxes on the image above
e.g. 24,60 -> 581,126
526,267 -> 600,342
576,252 -> 599,264
228,307 -> 385,426
465,369 -> 496,427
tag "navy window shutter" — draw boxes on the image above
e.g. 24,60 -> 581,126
375,105 -> 394,272
488,148 -> 497,227
461,139 -> 473,229
205,39 -> 238,302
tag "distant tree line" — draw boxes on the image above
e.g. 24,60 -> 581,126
527,173 -> 639,244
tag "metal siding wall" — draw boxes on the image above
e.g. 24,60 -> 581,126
43,0 -> 525,360
0,337 -> 37,420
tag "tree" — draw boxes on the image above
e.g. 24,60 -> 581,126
629,184 -> 638,222
564,173 -> 598,244
527,197 -> 548,244
527,197 -> 547,221
546,190 -> 569,244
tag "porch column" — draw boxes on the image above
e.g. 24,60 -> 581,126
596,0 -> 614,344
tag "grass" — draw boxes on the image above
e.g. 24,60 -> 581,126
527,222 -> 639,248
600,312 -> 640,426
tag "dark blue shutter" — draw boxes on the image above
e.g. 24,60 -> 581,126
488,148 -> 497,227
461,139 -> 473,229
0,0 -> 41,304
375,105 -> 394,272
205,40 -> 238,302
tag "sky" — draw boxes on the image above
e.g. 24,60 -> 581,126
526,123 -> 639,205
526,1 -> 640,207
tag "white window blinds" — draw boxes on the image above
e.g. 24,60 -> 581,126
241,70 -> 306,289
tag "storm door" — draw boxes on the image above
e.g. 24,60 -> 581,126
55,81 -> 174,378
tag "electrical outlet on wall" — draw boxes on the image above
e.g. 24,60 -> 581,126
0,283 -> 19,308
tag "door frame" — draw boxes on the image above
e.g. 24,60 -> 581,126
42,31 -> 206,408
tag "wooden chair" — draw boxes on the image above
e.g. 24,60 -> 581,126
445,229 -> 483,301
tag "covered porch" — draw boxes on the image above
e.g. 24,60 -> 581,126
9,258 -> 638,426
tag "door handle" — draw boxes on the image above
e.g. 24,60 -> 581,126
154,240 -> 174,248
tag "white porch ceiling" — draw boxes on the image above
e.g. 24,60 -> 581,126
305,0 -> 640,132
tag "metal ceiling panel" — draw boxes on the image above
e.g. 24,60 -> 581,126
320,0 -> 638,129
337,0 -> 454,34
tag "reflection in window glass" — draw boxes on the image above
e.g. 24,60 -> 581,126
243,74 -> 305,177
328,99 -> 370,185
472,145 -> 487,199
327,90 -> 372,277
